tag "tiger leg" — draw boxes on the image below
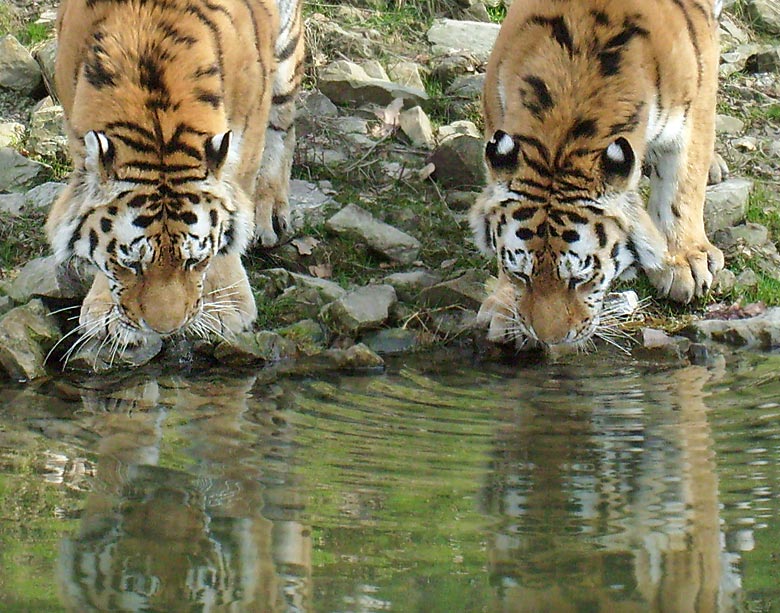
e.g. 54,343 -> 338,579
253,1 -> 303,247
645,94 -> 724,303
201,254 -> 258,335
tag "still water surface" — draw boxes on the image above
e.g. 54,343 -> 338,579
1,349 -> 780,612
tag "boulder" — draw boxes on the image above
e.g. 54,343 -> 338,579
419,270 -> 489,310
0,35 -> 43,95
0,299 -> 61,381
320,284 -> 397,335
426,19 -> 500,61
0,147 -> 49,192
319,60 -> 428,108
704,178 -> 752,234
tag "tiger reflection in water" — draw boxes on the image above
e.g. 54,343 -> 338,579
56,374 -> 310,612
483,363 -> 743,612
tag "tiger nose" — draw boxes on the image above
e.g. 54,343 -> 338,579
529,299 -> 571,345
138,287 -> 191,334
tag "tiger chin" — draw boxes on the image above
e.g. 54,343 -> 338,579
46,0 -> 303,362
469,0 -> 725,352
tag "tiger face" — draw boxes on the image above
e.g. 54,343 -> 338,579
471,132 -> 666,348
49,129 -> 255,346
472,0 -> 724,351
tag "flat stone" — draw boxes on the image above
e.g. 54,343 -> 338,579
277,319 -> 329,356
746,0 -> 780,36
0,192 -> 24,215
213,330 -> 297,365
704,178 -> 752,234
0,121 -> 24,147
0,299 -> 62,381
326,203 -> 421,264
27,103 -> 67,158
320,284 -> 397,335
427,19 -> 500,61
684,307 -> 780,348
6,256 -> 94,303
319,60 -> 428,108
715,114 -> 745,135
447,73 -> 485,101
323,343 -> 384,369
289,272 -> 346,301
0,147 -> 49,192
24,181 -> 65,212
362,327 -> 420,354
383,270 -> 442,301
419,270 -> 489,310
0,35 -> 43,95
387,61 -> 427,91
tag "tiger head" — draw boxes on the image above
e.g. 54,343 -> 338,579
47,129 -> 254,339
470,130 -> 667,349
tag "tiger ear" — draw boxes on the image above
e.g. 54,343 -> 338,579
205,131 -> 231,177
84,130 -> 115,179
485,130 -> 521,176
602,137 -> 636,189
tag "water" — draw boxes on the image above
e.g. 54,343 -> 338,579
1,349 -> 780,612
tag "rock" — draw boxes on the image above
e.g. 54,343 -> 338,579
271,286 -> 326,326
719,12 -> 752,49
427,19 -> 501,61
277,319 -> 329,356
431,53 -> 479,87
359,59 -> 389,80
714,222 -> 780,278
720,43 -> 766,77
704,178 -> 752,234
684,307 -> 780,348
325,203 -> 421,264
438,119 -> 482,141
27,102 -> 67,158
0,121 -> 24,147
361,327 -> 420,354
0,35 -> 43,95
33,38 -> 57,99
447,73 -> 485,102
305,14 -> 384,60
288,271 -> 345,301
0,193 -> 24,215
640,327 -> 691,359
322,343 -> 384,370
387,61 -> 427,91
288,179 -> 336,231
459,0 -> 492,22
745,46 -> 780,72
445,190 -> 479,211
715,114 -> 745,135
65,335 -> 163,372
399,106 -> 435,149
0,147 -> 49,192
0,295 -> 12,317
427,307 -> 479,337
603,290 -> 640,317
746,0 -> 780,36
24,181 -> 65,212
419,270 -> 489,310
299,90 -> 339,118
428,133 -> 486,190
319,60 -> 428,108
713,268 -> 737,294
383,270 -> 443,301
6,256 -> 94,303
735,268 -> 760,290
213,330 -> 297,365
320,284 -> 397,335
0,299 -> 62,381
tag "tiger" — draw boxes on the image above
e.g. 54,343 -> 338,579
46,0 -> 303,356
469,0 -> 725,350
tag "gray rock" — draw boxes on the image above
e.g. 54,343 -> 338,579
427,307 -> 480,337
65,335 -> 163,372
326,203 -> 421,264
299,90 -> 339,118
306,14 -> 384,59
713,268 -> 737,294
6,256 -> 94,303
359,59 -> 389,80
0,192 -> 24,215
428,133 -> 486,190
387,61 -> 427,91
288,179 -> 336,230
431,53 -> 479,87
27,102 -> 67,158
746,0 -> 780,36
383,270 -> 442,301
684,307 -> 780,348
0,294 -> 12,317
715,114 -> 745,135
438,119 -> 482,141
213,330 -> 297,364
745,46 -> 780,73
399,106 -> 435,149
319,60 -> 428,108
445,190 -> 479,211
277,319 -> 329,356
320,284 -> 397,335
427,19 -> 500,61
447,73 -> 485,101
735,268 -> 760,290
720,43 -> 766,77
24,181 -> 65,212
419,270 -> 489,310
0,147 -> 50,192
0,35 -> 43,95
322,343 -> 384,370
714,222 -> 780,277
361,327 -> 420,354
704,178 -> 752,234
0,121 -> 24,147
33,38 -> 58,100
288,271 -> 346,301
0,299 -> 61,381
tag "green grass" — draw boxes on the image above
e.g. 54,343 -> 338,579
0,211 -> 48,274
15,22 -> 51,46
486,5 -> 507,23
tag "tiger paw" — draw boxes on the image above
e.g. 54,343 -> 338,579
254,201 -> 290,247
647,243 -> 724,303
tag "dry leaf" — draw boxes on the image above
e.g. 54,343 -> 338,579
291,236 -> 320,256
308,263 -> 332,279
